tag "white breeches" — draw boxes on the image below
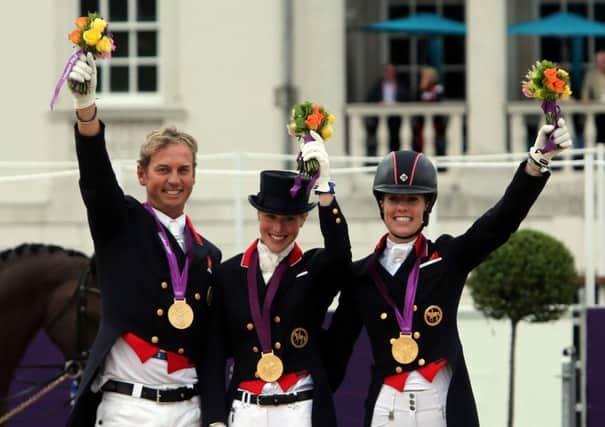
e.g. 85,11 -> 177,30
94,392 -> 201,427
228,395 -> 312,427
370,366 -> 451,427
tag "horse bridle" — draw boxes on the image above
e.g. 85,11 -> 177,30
35,259 -> 99,377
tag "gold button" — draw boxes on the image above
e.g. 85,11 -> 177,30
395,366 -> 402,374
161,281 -> 168,289
274,316 -> 281,323
156,308 -> 164,317
246,323 -> 254,331
194,293 -> 201,300
252,346 -> 259,353
418,358 -> 426,367
335,218 -> 342,224
332,208 -> 339,215
151,336 -> 159,344
413,304 -> 418,312
178,348 -> 185,355
274,342 -> 281,350
380,312 -> 387,320
413,331 -> 420,339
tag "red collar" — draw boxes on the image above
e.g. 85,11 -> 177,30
240,239 -> 303,268
185,216 -> 203,244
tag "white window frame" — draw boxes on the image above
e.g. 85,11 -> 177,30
78,0 -> 162,106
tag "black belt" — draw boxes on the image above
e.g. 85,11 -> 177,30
152,351 -> 168,361
101,380 -> 198,403
234,389 -> 314,406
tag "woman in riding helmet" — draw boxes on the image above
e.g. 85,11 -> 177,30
324,120 -> 571,427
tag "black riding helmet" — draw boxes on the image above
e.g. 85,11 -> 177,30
373,151 -> 438,227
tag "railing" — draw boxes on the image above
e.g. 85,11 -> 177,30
344,102 -> 466,165
345,101 -> 605,173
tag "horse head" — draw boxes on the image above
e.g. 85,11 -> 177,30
0,244 -> 101,407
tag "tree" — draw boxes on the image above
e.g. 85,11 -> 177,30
467,229 -> 577,427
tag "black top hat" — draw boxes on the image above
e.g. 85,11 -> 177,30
248,170 -> 316,215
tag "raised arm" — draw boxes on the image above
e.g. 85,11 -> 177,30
449,119 -> 572,273
68,53 -> 126,242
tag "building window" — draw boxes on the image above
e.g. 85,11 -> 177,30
79,0 -> 159,95
386,1 -> 466,99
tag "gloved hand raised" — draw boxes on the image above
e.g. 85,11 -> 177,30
68,52 -> 97,109
529,118 -> 572,173
300,130 -> 333,193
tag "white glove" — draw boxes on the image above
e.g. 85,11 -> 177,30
68,52 -> 97,109
300,130 -> 332,193
529,118 -> 572,173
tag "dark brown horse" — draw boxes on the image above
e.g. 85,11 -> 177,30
0,244 -> 100,424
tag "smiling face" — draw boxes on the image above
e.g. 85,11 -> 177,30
258,211 -> 307,254
137,143 -> 195,219
380,193 -> 427,242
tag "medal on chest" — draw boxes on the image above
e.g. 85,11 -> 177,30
168,299 -> 194,329
390,333 -> 419,364
369,235 -> 427,365
144,203 -> 195,330
247,247 -> 289,382
256,352 -> 284,382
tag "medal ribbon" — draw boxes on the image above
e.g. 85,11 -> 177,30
368,236 -> 427,335
143,203 -> 193,300
247,248 -> 289,354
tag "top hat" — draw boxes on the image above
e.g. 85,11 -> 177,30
248,170 -> 316,215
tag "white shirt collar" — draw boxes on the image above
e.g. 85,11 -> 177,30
379,237 -> 417,276
152,208 -> 186,233
152,207 -> 186,251
257,240 -> 294,284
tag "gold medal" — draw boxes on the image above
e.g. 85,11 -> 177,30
167,299 -> 194,330
256,352 -> 284,382
390,333 -> 419,364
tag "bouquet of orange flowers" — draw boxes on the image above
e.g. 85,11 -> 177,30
521,59 -> 571,152
287,102 -> 335,176
50,12 -> 115,109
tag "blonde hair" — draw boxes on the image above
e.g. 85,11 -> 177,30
138,126 -> 198,171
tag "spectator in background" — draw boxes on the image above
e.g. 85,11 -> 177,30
412,66 -> 447,158
364,64 -> 409,160
581,50 -> 605,144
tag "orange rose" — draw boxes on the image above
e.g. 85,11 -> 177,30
546,78 -> 565,94
75,16 -> 89,29
544,68 -> 558,81
68,29 -> 81,45
304,105 -> 325,130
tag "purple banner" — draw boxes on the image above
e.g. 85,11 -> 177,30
7,332 -> 71,426
587,307 -> 605,426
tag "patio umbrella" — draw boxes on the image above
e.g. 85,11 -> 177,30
361,13 -> 466,74
362,12 -> 466,35
508,12 -> 605,90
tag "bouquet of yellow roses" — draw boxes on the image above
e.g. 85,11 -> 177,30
287,101 -> 335,176
521,59 -> 571,152
50,12 -> 115,109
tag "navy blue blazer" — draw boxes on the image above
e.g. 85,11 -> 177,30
67,123 -> 224,427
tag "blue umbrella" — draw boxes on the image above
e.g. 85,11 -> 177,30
362,12 -> 466,35
508,11 -> 605,36
361,13 -> 466,75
